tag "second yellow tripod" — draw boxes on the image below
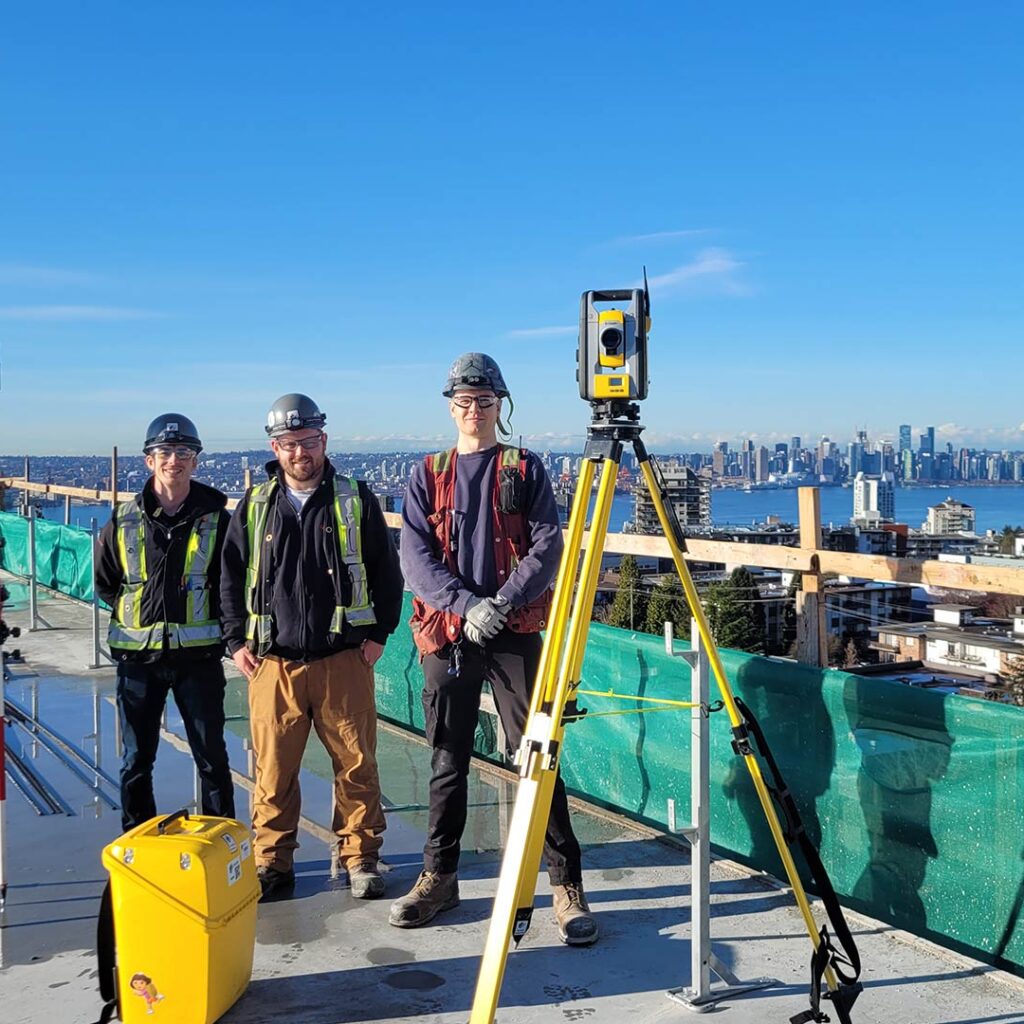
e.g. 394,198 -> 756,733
468,401 -> 862,1024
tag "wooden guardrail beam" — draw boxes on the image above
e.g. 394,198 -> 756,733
4,478 -> 1023,598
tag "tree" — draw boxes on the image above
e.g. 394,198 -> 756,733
606,555 -> 648,631
842,638 -> 861,669
704,566 -> 767,654
644,575 -> 691,638
998,525 -> 1024,555
1005,657 -> 1024,708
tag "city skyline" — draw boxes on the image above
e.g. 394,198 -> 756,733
5,420 -> 1024,458
3,5 -> 1023,451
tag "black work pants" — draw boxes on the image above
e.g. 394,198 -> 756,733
116,657 -> 235,830
420,630 -> 582,884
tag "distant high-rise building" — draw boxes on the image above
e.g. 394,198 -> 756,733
848,441 -> 864,477
740,439 -> 755,480
919,426 -> 935,456
755,446 -> 770,483
852,471 -> 895,525
898,424 -> 912,454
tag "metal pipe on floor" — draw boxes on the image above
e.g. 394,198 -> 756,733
5,744 -> 72,816
4,694 -> 120,791
6,714 -> 117,810
4,757 -> 56,816
5,702 -> 119,808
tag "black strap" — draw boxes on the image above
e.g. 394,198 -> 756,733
94,880 -> 118,1024
733,698 -> 863,1023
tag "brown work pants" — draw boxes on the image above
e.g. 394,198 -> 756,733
248,648 -> 386,872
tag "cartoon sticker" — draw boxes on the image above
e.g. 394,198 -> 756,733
240,839 -> 251,861
227,857 -> 242,886
129,972 -> 165,1015
222,833 -> 238,854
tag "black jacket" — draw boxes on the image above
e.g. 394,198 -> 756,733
219,460 -> 404,661
95,479 -> 229,664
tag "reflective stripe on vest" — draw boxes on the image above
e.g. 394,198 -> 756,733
244,475 -> 376,647
108,501 -> 222,651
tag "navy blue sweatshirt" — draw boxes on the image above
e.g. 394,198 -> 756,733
400,446 -> 563,616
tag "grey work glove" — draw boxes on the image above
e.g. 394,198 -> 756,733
463,595 -> 511,647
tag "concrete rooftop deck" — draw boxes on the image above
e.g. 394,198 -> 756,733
2,580 -> 1023,1024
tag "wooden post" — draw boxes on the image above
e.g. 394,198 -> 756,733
243,467 -> 253,491
795,486 -> 828,668
110,446 -> 118,509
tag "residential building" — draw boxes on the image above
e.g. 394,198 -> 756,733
923,497 -> 976,535
633,460 -> 711,533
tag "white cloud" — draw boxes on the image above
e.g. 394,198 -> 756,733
0,305 -> 160,321
0,264 -> 104,286
645,248 -> 749,296
608,229 -> 713,246
506,325 -> 577,338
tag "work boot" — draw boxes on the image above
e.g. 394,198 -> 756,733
388,870 -> 459,928
552,881 -> 598,946
257,865 -> 295,903
348,859 -> 385,900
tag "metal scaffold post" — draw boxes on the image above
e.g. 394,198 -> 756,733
665,619 -> 776,1010
27,513 -> 38,633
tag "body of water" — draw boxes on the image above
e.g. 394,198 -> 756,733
32,483 -> 1024,537
608,485 -> 1023,535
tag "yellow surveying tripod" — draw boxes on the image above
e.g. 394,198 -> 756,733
468,285 -> 862,1024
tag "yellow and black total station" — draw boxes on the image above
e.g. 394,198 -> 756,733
468,275 -> 863,1024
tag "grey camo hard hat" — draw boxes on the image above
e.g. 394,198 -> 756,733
442,353 -> 509,398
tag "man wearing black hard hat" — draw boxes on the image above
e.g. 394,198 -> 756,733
220,394 -> 404,902
96,414 -> 235,830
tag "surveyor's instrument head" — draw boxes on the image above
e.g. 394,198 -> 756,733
143,413 -> 203,453
577,271 -> 650,403
265,393 -> 327,437
442,353 -> 510,399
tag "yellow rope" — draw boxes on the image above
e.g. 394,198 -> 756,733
566,705 -> 687,720
576,687 -> 700,710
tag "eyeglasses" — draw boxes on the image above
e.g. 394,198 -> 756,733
274,434 -> 324,452
451,395 -> 498,409
150,446 -> 196,461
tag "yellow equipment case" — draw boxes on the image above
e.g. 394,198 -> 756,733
101,809 -> 259,1024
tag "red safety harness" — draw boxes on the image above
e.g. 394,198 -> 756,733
410,445 -> 552,657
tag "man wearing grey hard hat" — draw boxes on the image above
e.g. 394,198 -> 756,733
96,413 -> 235,831
391,354 -> 598,945
220,393 -> 404,903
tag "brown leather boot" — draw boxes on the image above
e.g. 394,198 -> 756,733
388,870 -> 459,928
552,881 -> 598,946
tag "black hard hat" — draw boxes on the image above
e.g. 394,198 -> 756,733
144,413 -> 202,453
442,352 -> 510,398
265,393 -> 327,437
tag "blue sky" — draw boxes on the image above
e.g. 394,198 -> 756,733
2,3 -> 1022,454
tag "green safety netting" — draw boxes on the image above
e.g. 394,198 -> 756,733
0,511 -> 101,605
2,514 -> 1021,976
374,597 -> 1024,976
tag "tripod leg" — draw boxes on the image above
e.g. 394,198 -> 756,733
524,457 -> 596,721
469,454 -> 620,1024
637,455 -> 841,995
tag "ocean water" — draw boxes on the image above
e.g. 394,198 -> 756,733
606,484 -> 1023,535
